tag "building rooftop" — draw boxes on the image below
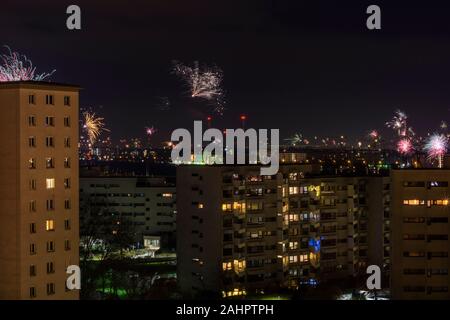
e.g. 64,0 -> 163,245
0,80 -> 81,91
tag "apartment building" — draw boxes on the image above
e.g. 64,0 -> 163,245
391,169 -> 450,299
301,175 -> 390,282
177,163 -> 389,298
0,81 -> 80,300
80,176 -> 176,250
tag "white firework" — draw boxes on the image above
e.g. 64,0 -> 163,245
172,60 -> 225,114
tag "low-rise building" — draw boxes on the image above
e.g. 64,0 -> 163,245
80,176 -> 176,250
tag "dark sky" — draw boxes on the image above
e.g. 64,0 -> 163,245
2,0 -> 450,144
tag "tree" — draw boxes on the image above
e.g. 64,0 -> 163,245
79,196 -> 136,299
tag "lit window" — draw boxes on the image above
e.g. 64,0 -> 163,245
433,199 -> 449,206
289,172 -> 298,181
222,262 -> 233,271
247,201 -> 263,211
403,199 -> 424,206
282,256 -> 289,267
233,259 -> 246,272
28,158 -> 36,169
198,203 -> 204,209
289,186 -> 299,195
46,158 -> 54,169
46,220 -> 55,231
249,231 -> 262,239
233,201 -> 246,213
64,178 -> 71,189
46,178 -> 55,189
404,251 -> 425,258
289,242 -> 299,250
162,193 -> 173,198
222,203 -> 232,212
223,289 -> 246,298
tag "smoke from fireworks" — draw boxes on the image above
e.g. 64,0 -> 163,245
155,96 -> 170,111
424,134 -> 448,167
172,60 -> 225,114
83,112 -> 109,145
397,138 -> 413,155
0,46 -> 55,82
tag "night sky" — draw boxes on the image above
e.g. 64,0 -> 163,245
2,0 -> 450,144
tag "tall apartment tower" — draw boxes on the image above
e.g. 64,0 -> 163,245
0,81 -> 80,300
391,169 -> 450,300
177,163 -> 389,298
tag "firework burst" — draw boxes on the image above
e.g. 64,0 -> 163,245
145,126 -> 157,136
397,138 -> 413,155
172,60 -> 225,114
369,130 -> 379,139
386,110 -> 409,137
83,112 -> 109,145
424,134 -> 448,168
0,46 -> 55,82
285,133 -> 303,146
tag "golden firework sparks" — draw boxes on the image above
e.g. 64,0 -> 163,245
83,112 -> 109,145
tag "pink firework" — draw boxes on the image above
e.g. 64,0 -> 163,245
0,46 -> 55,82
397,138 -> 413,155
369,130 -> 378,139
145,126 -> 157,136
